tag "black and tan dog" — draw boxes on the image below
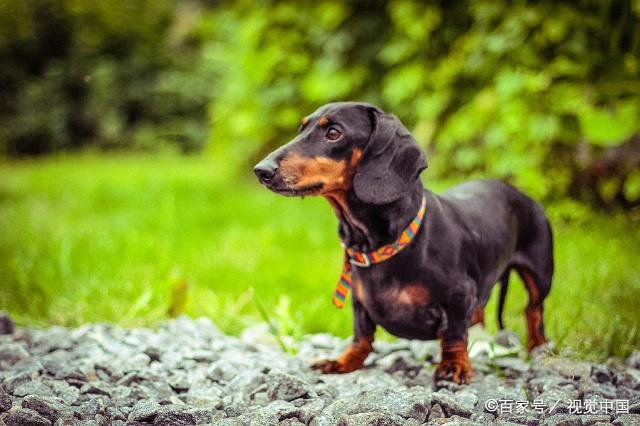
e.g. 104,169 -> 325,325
253,102 -> 553,384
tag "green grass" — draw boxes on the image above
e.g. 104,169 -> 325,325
0,153 -> 638,360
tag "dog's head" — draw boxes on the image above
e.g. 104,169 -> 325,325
254,102 -> 427,204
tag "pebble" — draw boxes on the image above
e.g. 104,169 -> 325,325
0,314 -> 637,425
0,312 -> 14,335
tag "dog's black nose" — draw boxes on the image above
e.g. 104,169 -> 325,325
253,160 -> 278,184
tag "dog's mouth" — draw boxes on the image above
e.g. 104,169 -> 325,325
268,182 -> 324,196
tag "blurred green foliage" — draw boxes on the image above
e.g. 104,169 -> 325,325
1,0 -> 639,208
0,0 -> 210,154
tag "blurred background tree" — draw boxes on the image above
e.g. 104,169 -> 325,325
1,0 -> 639,209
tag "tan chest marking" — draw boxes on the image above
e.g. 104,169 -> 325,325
352,277 -> 366,303
396,285 -> 430,305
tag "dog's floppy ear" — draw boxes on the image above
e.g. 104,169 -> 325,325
353,108 -> 427,204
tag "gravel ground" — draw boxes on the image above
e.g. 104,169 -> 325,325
0,313 -> 639,426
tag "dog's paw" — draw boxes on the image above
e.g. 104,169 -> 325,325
311,359 -> 359,374
434,359 -> 472,385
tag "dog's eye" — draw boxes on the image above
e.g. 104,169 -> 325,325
326,127 -> 342,141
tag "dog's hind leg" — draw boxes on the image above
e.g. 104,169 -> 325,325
516,267 -> 549,351
516,219 -> 553,351
469,307 -> 485,327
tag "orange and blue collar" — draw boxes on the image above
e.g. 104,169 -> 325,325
333,195 -> 427,308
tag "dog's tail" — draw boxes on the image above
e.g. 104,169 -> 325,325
497,269 -> 510,330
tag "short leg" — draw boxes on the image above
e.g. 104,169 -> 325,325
312,335 -> 373,373
518,268 -> 547,351
435,337 -> 472,384
312,298 -> 375,374
435,301 -> 473,384
470,307 -> 485,326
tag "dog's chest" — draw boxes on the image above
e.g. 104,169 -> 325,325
352,275 -> 445,339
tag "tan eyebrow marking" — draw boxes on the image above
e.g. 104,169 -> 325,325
319,116 -> 329,126
302,117 -> 310,125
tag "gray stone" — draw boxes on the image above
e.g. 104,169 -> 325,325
613,414 -> 640,425
0,312 -> 15,335
492,420 -> 525,426
266,371 -> 310,402
427,403 -> 445,420
528,375 -> 574,394
120,353 -> 152,372
582,382 -> 617,399
1,371 -> 31,394
280,419 -> 305,426
127,399 -> 162,422
260,400 -> 300,421
495,330 -> 521,348
187,407 -> 221,424
440,414 -> 483,425
619,369 -> 640,390
168,373 -> 192,392
470,412 -> 495,423
28,328 -> 73,354
106,406 -> 126,422
542,358 -> 592,381
2,407 -> 52,426
154,410 -> 197,426
350,389 -> 428,421
453,390 -> 479,411
591,365 -> 616,383
541,414 -> 584,426
216,419 -> 244,426
48,380 -> 80,405
13,381 -> 55,398
79,382 -> 112,397
21,395 -> 74,423
236,408 -> 279,426
225,368 -> 266,395
336,412 -> 405,426
185,382 -> 222,407
0,342 -> 30,367
54,418 -> 79,426
581,415 -> 611,425
207,360 -> 236,383
494,357 -> 531,373
296,398 -> 326,424
431,392 -> 473,417
41,356 -> 85,381
536,387 -> 580,414
0,388 -> 12,412
77,398 -> 106,420
312,399 -> 353,426
500,414 -> 540,425
628,352 -> 640,369
11,357 -> 44,375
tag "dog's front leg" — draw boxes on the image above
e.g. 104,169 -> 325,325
435,303 -> 473,384
312,299 -> 376,374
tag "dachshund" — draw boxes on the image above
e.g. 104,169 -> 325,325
253,102 -> 553,384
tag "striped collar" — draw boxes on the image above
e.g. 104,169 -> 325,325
333,195 -> 427,308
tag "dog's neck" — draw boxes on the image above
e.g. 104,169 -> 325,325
323,181 -> 425,252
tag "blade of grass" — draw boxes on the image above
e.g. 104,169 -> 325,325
252,287 -> 292,354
